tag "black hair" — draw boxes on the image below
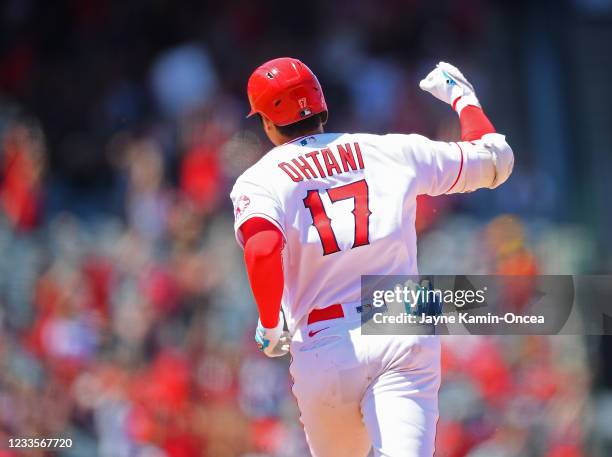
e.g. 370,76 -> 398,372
275,112 -> 327,138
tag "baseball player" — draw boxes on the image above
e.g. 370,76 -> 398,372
231,57 -> 513,456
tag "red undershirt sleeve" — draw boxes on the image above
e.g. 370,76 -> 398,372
459,105 -> 496,141
241,217 -> 284,329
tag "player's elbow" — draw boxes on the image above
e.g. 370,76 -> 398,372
453,133 -> 514,193
487,134 -> 514,189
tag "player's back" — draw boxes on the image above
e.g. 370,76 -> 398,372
232,132 -> 430,331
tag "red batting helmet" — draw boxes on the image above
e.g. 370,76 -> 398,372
247,57 -> 327,126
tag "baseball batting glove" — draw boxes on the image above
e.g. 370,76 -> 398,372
255,311 -> 291,358
419,62 -> 480,114
403,279 -> 443,317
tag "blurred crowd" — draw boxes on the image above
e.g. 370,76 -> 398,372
0,0 -> 610,456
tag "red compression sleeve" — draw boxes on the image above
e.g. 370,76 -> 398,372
241,217 -> 284,329
459,105 -> 496,141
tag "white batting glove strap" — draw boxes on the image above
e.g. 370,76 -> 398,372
419,62 -> 480,114
255,311 -> 291,358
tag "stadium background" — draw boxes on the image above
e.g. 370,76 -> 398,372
0,0 -> 611,456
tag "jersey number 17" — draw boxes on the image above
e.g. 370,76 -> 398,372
303,179 -> 372,256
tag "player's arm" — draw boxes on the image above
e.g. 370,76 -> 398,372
241,218 -> 289,357
231,178 -> 289,357
404,61 -> 514,195
459,105 -> 495,141
242,217 -> 284,328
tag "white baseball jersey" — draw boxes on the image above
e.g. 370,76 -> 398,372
231,132 -> 506,333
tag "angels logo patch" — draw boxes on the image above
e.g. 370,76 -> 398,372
235,195 -> 251,218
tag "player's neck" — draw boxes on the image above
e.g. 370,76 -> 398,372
277,126 -> 325,146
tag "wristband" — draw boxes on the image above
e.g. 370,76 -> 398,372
453,94 -> 481,115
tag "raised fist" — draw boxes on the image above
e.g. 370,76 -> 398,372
419,61 -> 480,114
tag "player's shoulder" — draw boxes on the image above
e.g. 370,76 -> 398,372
230,143 -> 290,195
379,132 -> 430,146
343,131 -> 429,146
345,132 -> 433,158
231,158 -> 269,194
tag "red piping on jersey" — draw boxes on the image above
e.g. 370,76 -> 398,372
446,143 -> 464,193
446,105 -> 496,192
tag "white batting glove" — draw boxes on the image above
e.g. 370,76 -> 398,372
419,62 -> 480,114
255,311 -> 291,358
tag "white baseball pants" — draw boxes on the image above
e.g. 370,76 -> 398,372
289,304 -> 441,457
